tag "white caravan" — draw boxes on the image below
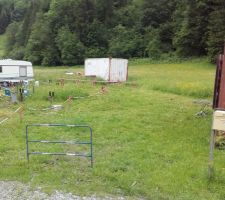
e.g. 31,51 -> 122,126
0,59 -> 34,82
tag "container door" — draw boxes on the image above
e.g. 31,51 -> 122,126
110,59 -> 128,82
19,66 -> 27,77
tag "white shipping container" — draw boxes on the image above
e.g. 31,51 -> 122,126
0,59 -> 34,82
85,58 -> 128,82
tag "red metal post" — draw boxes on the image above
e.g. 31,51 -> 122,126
213,54 -> 223,108
218,44 -> 225,109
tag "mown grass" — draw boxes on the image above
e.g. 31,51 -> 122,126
1,59 -> 225,199
0,34 -> 6,58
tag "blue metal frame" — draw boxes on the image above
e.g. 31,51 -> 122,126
26,124 -> 93,167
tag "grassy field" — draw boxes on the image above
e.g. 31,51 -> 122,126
0,34 -> 6,58
1,59 -> 225,199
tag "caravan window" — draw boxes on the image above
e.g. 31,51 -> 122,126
0,66 -> 2,73
19,66 -> 27,77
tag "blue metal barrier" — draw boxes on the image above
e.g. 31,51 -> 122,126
26,124 -> 93,167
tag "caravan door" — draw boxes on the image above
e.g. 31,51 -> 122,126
19,66 -> 27,77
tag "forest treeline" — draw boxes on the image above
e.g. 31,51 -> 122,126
0,0 -> 225,65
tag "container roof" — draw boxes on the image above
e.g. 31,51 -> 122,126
85,58 -> 128,61
0,59 -> 32,66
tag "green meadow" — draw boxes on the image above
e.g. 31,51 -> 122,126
1,59 -> 225,199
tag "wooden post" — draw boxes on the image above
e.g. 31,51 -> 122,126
49,91 -> 54,104
19,88 -> 24,102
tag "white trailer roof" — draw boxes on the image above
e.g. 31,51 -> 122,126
0,59 -> 32,66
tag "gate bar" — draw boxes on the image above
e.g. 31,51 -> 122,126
30,152 -> 91,157
28,140 -> 91,145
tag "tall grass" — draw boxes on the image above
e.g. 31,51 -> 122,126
130,60 -> 214,99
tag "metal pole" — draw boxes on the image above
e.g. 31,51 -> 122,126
208,129 -> 215,178
90,127 -> 93,168
26,126 -> 29,163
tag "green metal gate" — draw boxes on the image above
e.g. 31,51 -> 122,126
26,124 -> 93,167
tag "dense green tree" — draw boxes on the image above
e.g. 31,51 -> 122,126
0,0 -> 13,34
173,0 -> 211,57
83,20 -> 108,58
96,0 -> 114,27
145,29 -> 162,58
108,25 -> 144,58
4,20 -> 27,60
207,0 -> 225,62
141,0 -> 177,58
25,13 -> 59,66
56,27 -> 85,65
115,3 -> 141,28
85,20 -> 108,47
74,0 -> 96,44
1,0 -> 225,64
5,22 -> 19,53
141,0 -> 177,28
11,0 -> 29,22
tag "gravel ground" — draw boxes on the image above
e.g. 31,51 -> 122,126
0,181 -> 127,200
